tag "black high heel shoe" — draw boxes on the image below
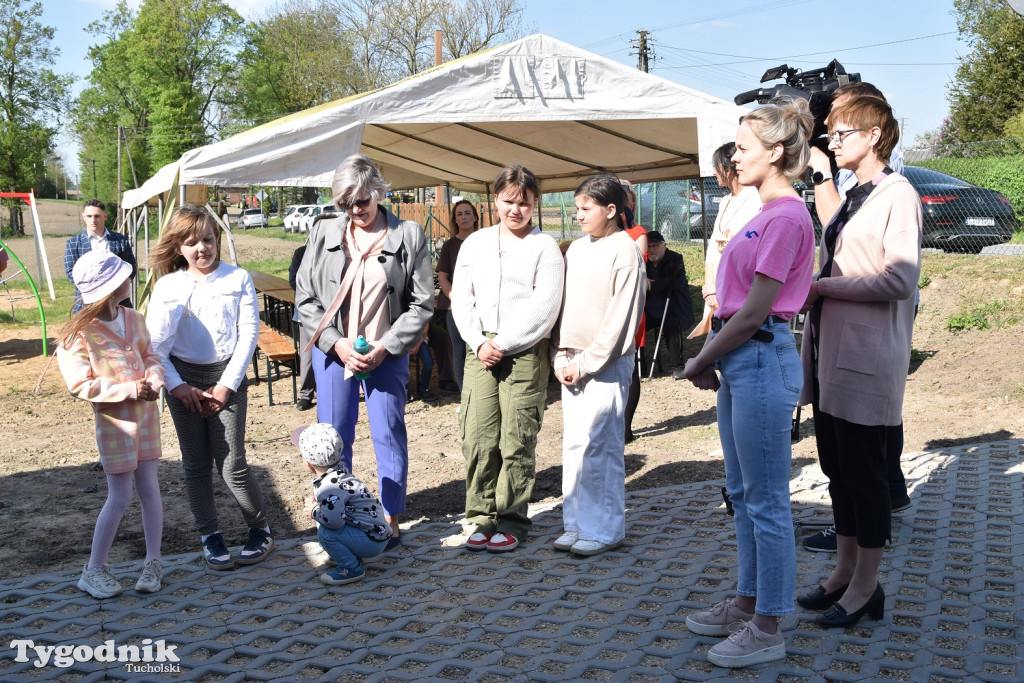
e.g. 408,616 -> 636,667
797,583 -> 849,610
816,583 -> 885,627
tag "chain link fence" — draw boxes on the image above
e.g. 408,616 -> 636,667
904,137 -> 1024,255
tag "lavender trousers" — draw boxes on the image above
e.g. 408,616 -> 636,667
313,347 -> 410,517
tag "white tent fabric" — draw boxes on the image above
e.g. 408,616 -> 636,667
121,161 -> 180,210
131,33 -> 748,202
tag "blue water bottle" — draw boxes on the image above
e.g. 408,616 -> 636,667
352,335 -> 372,380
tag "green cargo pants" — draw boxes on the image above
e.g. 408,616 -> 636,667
460,338 -> 549,540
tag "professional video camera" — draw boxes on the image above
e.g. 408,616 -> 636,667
735,60 -> 861,148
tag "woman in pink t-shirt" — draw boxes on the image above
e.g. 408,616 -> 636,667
681,101 -> 816,669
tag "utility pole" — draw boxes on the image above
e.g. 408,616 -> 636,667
631,30 -> 654,73
86,159 -> 97,198
117,125 -> 123,229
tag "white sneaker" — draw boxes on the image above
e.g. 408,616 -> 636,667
706,620 -> 786,668
570,538 -> 623,556
78,565 -> 123,599
135,559 -> 162,593
552,531 -> 578,550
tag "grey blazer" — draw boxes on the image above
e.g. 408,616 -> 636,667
295,207 -> 434,357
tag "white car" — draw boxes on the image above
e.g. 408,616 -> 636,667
283,205 -> 310,233
299,204 -> 336,233
238,208 -> 268,229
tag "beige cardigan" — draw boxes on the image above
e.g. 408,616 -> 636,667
799,172 -> 922,426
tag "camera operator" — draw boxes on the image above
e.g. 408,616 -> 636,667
807,82 -> 904,225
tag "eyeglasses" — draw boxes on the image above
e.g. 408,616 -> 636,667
827,129 -> 864,148
341,196 -> 374,211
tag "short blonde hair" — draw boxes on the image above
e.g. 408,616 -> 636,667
741,99 -> 814,179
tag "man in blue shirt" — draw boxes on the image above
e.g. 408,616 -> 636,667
64,199 -> 137,314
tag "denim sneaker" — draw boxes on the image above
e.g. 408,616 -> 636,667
686,597 -> 754,636
202,532 -> 235,570
237,528 -> 275,565
707,621 -> 786,668
320,564 -> 365,586
803,525 -> 837,552
78,565 -> 123,599
135,559 -> 162,593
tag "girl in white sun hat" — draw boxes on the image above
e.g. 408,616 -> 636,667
57,249 -> 165,599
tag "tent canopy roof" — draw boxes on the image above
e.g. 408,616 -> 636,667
128,33 -> 748,206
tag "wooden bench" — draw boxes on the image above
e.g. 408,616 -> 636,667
252,323 -> 298,406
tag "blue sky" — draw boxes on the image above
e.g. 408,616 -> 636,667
43,0 -> 963,179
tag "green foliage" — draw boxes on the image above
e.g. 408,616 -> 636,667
946,299 -> 1018,332
949,0 -> 1024,141
918,274 -> 931,289
74,0 -> 244,203
232,0 -> 359,129
915,146 -> 1024,223
0,0 -> 73,234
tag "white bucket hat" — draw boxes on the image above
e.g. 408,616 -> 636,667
296,423 -> 342,468
72,250 -> 133,305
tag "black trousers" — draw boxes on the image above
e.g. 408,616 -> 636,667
813,405 -> 891,548
645,315 -> 684,370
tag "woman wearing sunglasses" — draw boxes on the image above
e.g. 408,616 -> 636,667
797,96 -> 922,627
296,153 -> 434,549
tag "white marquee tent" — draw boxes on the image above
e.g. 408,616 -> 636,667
122,33 -> 749,209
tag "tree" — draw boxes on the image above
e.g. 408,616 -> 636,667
338,0 -> 527,89
0,0 -> 73,235
73,0 -> 244,206
437,0 -> 527,60
948,0 -> 1024,141
232,0 -> 359,130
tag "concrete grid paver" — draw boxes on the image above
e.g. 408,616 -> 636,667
1,439 -> 1021,681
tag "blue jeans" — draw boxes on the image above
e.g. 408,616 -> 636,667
417,343 -> 434,393
318,524 -> 387,572
714,320 -> 800,617
446,309 -> 466,389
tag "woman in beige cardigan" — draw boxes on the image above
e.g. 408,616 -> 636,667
797,96 -> 922,628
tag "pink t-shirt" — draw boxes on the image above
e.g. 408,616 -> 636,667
714,195 -> 815,320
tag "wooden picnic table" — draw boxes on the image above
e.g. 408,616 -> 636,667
248,270 -> 291,293
248,270 -> 296,338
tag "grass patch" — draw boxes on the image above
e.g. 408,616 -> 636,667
238,257 -> 291,279
946,299 -> 1019,332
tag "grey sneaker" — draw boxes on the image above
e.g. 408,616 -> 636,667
685,597 -> 754,636
135,559 -> 162,593
78,565 -> 123,599
707,620 -> 786,668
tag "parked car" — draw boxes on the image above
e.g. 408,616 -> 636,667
283,205 -> 309,233
902,166 -> 1017,253
238,208 -> 268,229
299,204 -> 336,233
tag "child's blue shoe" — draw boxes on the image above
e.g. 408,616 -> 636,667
319,563 -> 364,586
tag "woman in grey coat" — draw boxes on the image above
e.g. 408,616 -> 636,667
296,154 -> 433,546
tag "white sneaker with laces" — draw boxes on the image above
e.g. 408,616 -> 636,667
553,531 -> 578,550
135,559 -> 162,593
706,620 -> 786,668
78,565 -> 123,599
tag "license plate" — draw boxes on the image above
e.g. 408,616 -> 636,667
712,196 -> 722,204
966,217 -> 995,226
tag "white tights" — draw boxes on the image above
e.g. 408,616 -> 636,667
87,459 -> 162,570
